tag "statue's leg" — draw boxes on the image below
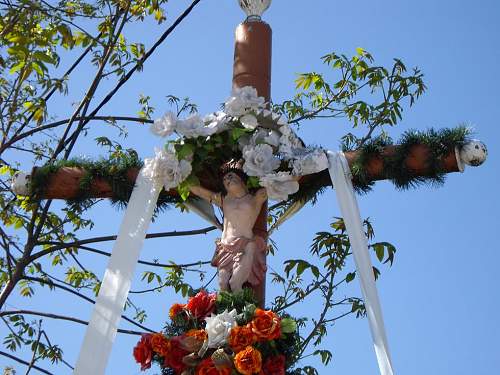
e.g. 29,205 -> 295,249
229,241 -> 256,292
218,268 -> 231,291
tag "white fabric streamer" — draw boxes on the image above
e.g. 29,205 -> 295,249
74,168 -> 162,375
327,151 -> 395,375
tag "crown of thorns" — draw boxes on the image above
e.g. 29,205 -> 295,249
219,159 -> 247,182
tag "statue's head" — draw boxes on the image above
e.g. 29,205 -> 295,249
220,159 -> 248,195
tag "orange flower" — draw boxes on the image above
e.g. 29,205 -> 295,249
163,336 -> 189,374
234,346 -> 262,374
186,329 -> 208,342
150,333 -> 170,357
229,325 -> 256,353
169,303 -> 186,320
249,309 -> 281,341
195,357 -> 232,375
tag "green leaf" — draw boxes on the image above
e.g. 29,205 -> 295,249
9,61 -> 25,74
177,143 -> 194,160
346,272 -> 356,283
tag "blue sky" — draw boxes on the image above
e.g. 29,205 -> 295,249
3,0 -> 499,374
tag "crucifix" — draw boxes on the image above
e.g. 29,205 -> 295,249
11,1 -> 488,374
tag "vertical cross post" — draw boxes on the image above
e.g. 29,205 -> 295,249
232,5 -> 272,306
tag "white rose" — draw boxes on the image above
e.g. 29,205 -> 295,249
243,144 -> 281,177
259,172 -> 300,202
204,309 -> 238,349
240,113 -> 258,130
291,148 -> 329,176
279,125 -> 304,159
151,111 -> 177,137
224,86 -> 265,116
238,129 -> 281,151
143,148 -> 192,189
177,114 -> 210,138
204,111 -> 229,135
11,171 -> 30,195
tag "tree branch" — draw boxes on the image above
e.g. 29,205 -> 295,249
22,276 -> 155,332
0,310 -> 145,335
29,226 -> 217,263
0,350 -> 53,375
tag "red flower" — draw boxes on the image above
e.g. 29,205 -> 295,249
195,357 -> 232,375
163,336 -> 189,373
262,355 -> 286,375
186,290 -> 216,319
169,303 -> 186,320
133,334 -> 153,371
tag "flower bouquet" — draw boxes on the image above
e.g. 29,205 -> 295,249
133,289 -> 299,374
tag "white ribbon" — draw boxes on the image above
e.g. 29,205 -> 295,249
74,167 -> 162,375
327,151 -> 395,375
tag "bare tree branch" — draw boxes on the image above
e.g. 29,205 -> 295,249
0,350 -> 53,375
0,310 -> 145,335
29,226 -> 217,263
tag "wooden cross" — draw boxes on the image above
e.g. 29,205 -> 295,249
14,1 -> 487,307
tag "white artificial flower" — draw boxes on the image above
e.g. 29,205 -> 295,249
240,113 -> 259,130
151,111 -> 177,137
224,86 -> 265,116
291,148 -> 329,176
143,148 -> 192,189
279,124 -> 304,159
259,172 -> 300,201
238,129 -> 281,151
11,171 -> 30,195
264,130 -> 281,147
243,144 -> 281,177
204,111 -> 229,134
204,309 -> 238,349
177,114 -> 210,138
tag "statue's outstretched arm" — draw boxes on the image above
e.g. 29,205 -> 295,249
190,185 -> 222,207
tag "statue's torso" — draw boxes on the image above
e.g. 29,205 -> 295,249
221,193 -> 262,242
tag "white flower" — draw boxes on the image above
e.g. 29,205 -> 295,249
264,130 -> 281,147
224,86 -> 265,116
279,124 -> 304,159
238,129 -> 281,151
11,171 -> 30,195
176,114 -> 209,138
143,148 -> 192,189
243,144 -> 281,177
204,309 -> 238,349
291,148 -> 329,176
240,113 -> 258,130
151,111 -> 177,137
204,111 -> 229,134
259,172 -> 299,201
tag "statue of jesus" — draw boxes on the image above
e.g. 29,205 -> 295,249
189,160 -> 268,293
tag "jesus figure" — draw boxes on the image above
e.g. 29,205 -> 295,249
189,160 -> 268,293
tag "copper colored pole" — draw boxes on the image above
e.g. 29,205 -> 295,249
231,19 -> 272,307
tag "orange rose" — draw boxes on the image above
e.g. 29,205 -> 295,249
234,346 -> 262,375
249,309 -> 281,341
169,303 -> 186,320
151,333 -> 170,357
195,357 -> 232,375
229,325 -> 256,353
186,329 -> 208,342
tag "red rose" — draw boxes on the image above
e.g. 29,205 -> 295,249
195,357 -> 232,375
186,290 -> 216,319
262,355 -> 286,375
133,334 -> 153,371
163,336 -> 189,373
249,309 -> 281,341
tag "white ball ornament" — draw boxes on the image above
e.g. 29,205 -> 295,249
459,140 -> 487,167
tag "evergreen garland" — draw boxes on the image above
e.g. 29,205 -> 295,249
26,126 -> 471,210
